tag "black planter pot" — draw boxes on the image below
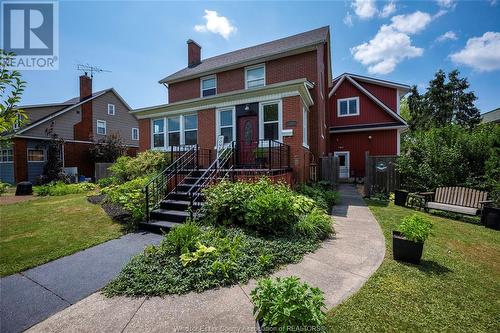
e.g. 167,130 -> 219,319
15,181 -> 33,196
482,206 -> 500,230
394,190 -> 409,207
392,231 -> 424,264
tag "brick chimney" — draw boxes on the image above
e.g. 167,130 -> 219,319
79,74 -> 92,101
187,39 -> 201,68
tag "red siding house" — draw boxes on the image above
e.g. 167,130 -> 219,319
133,26 -> 409,183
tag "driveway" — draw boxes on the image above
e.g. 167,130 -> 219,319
0,232 -> 162,333
25,184 -> 385,332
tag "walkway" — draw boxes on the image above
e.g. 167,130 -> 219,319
0,232 -> 163,333
24,184 -> 385,333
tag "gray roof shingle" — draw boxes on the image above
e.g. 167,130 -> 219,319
160,26 -> 329,83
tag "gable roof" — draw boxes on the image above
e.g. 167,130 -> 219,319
160,26 -> 330,84
15,88 -> 131,136
481,108 -> 500,123
328,73 -> 409,126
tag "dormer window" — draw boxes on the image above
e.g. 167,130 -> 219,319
245,64 -> 265,89
201,76 -> 216,97
337,97 -> 360,117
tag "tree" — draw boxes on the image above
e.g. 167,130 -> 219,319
407,69 -> 481,131
41,125 -> 66,183
0,50 -> 27,139
89,132 -> 127,163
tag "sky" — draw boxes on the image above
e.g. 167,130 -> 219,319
13,0 -> 500,112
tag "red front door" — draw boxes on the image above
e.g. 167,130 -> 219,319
237,115 -> 258,166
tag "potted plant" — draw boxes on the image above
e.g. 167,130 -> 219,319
253,148 -> 267,167
251,276 -> 325,332
394,189 -> 409,207
393,214 -> 432,264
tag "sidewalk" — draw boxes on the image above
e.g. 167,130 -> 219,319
0,232 -> 163,333
25,184 -> 385,333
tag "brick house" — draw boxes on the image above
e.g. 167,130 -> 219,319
0,75 -> 139,184
132,26 -> 409,184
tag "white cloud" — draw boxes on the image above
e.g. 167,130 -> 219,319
451,32 -> 500,71
436,31 -> 458,42
491,0 -> 498,6
380,1 -> 396,18
351,25 -> 424,74
352,0 -> 378,19
194,10 -> 236,39
436,0 -> 456,8
343,12 -> 354,27
390,11 -> 432,34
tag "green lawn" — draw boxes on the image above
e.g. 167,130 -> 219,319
0,193 -> 123,276
327,201 -> 500,332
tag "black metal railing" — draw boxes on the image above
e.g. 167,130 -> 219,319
143,144 -> 210,221
233,139 -> 290,170
187,146 -> 234,219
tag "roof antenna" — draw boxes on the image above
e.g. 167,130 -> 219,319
77,64 -> 111,78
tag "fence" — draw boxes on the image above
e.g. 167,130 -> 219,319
364,152 -> 399,196
320,154 -> 340,185
95,163 -> 113,181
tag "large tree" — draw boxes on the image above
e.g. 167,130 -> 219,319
407,69 -> 481,131
0,50 -> 26,139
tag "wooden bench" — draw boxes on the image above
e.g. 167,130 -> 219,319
424,187 -> 492,215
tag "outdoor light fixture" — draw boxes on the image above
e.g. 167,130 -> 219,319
368,135 -> 372,140
245,104 -> 250,111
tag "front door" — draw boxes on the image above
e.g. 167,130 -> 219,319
237,115 -> 258,166
334,151 -> 350,179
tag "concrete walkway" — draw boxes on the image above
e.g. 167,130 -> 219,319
25,184 -> 385,333
0,232 -> 163,333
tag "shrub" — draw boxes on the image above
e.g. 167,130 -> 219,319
97,176 -> 121,188
295,183 -> 339,210
251,276 -> 326,331
398,214 -> 433,242
101,177 -> 149,221
34,182 -> 97,196
108,150 -> 170,181
161,222 -> 203,255
0,181 -> 9,196
89,132 -> 127,163
295,208 -> 333,240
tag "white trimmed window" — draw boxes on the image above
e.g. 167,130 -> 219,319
27,149 -> 45,162
217,108 -> 235,144
167,117 -> 181,147
201,76 -> 216,97
97,120 -> 107,135
0,149 -> 13,162
261,102 -> 280,141
132,127 -> 139,141
184,115 -> 198,145
245,64 -> 265,89
337,97 -> 359,117
107,104 -> 115,115
152,118 -> 165,148
303,106 -> 309,148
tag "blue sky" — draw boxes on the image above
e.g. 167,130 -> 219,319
16,0 -> 500,112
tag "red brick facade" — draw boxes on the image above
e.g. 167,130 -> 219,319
139,119 -> 151,152
13,138 -> 28,182
282,96 -> 308,183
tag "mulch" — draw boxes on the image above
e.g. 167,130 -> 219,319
0,194 -> 40,205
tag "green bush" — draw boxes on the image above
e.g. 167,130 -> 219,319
101,177 -> 149,221
161,222 -> 203,255
34,182 -> 97,196
97,176 -> 121,188
295,183 -> 339,210
295,208 -> 333,240
398,214 -> 433,242
108,150 -> 170,181
251,276 -> 326,331
0,182 -> 9,196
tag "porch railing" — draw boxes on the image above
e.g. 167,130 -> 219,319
233,139 -> 290,170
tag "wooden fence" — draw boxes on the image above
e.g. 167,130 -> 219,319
364,152 -> 399,196
320,154 -> 340,185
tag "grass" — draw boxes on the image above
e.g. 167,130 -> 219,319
326,200 -> 500,332
0,193 -> 123,276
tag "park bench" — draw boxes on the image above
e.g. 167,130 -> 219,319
422,187 -> 492,215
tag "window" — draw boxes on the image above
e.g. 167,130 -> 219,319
0,149 -> 13,162
245,64 -> 265,89
337,97 -> 359,117
167,117 -> 180,147
218,109 -> 234,144
107,104 -> 115,115
184,115 -> 198,145
201,76 -> 216,97
97,120 -> 107,135
303,106 -> 309,148
132,127 -> 139,141
153,119 -> 165,148
262,103 -> 279,140
27,149 -> 44,162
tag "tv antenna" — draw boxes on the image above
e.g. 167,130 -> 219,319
77,64 -> 111,78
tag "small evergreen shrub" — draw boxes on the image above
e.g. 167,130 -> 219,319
251,276 -> 326,331
398,214 -> 433,242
